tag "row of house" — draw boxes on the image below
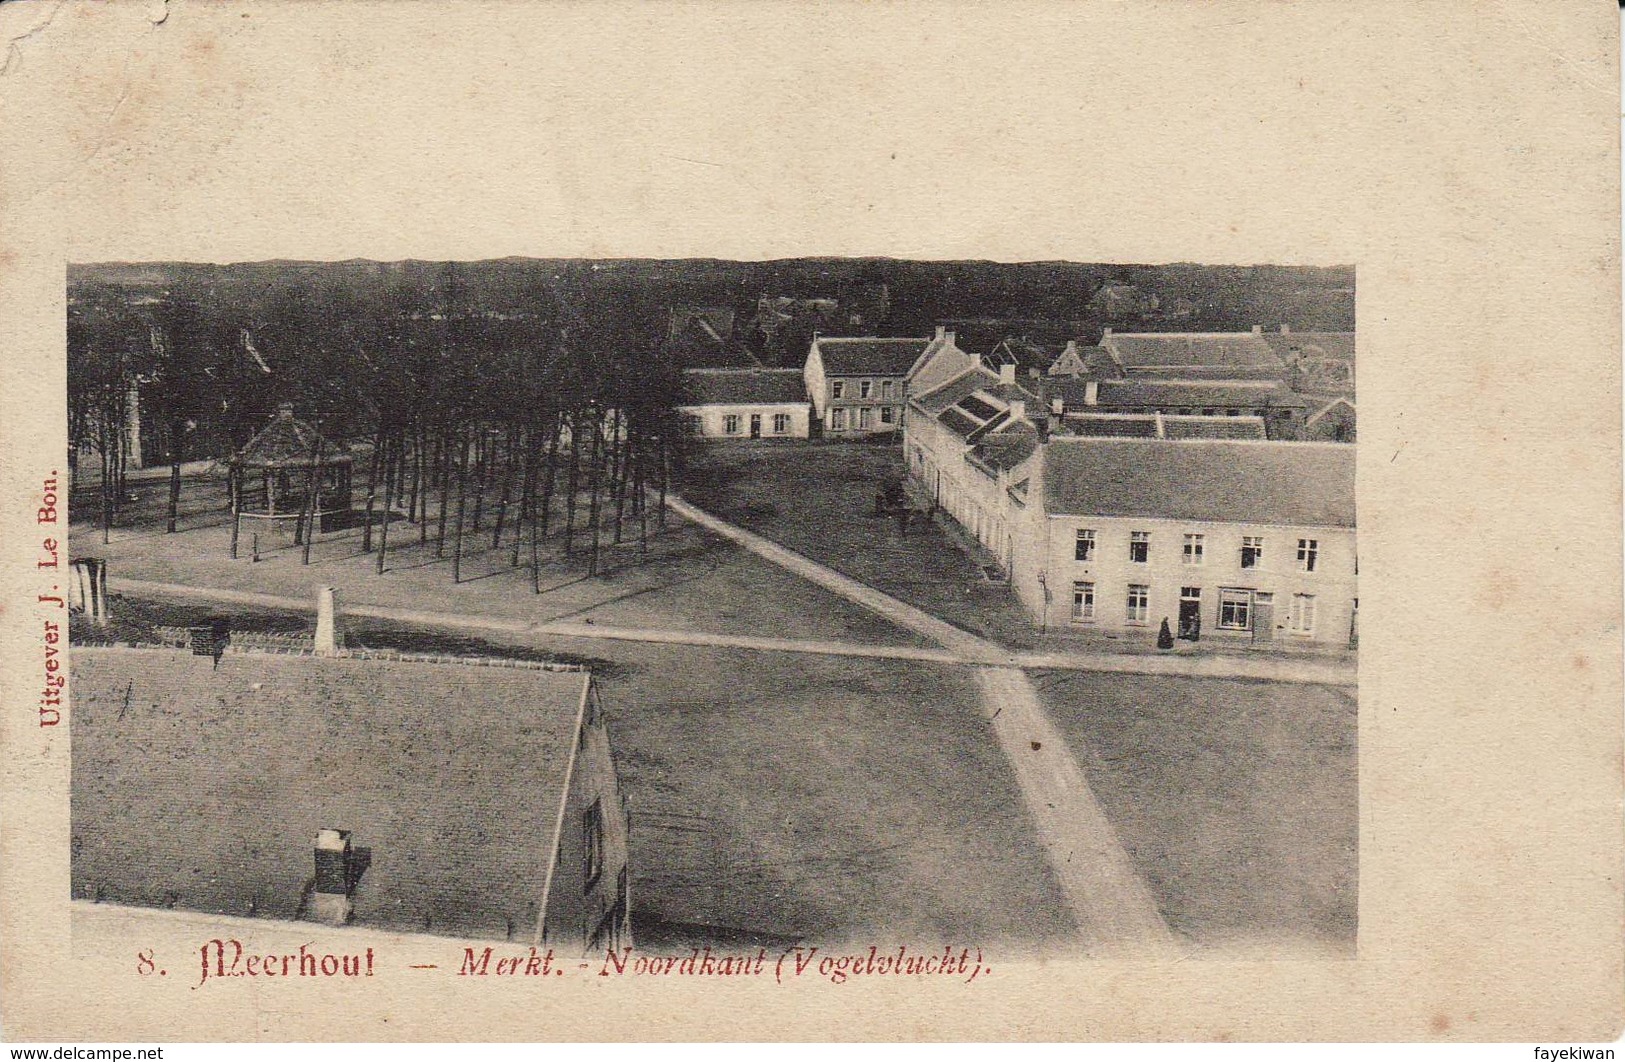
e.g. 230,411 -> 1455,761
676,324 -> 1355,445
901,337 -> 1356,647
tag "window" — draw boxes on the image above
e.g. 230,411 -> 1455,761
723,414 -> 740,435
831,380 -> 845,399
1219,588 -> 1253,630
685,415 -> 704,436
1125,584 -> 1149,624
858,407 -> 872,428
880,406 -> 895,424
1241,536 -> 1264,569
1072,581 -> 1095,621
583,799 -> 604,891
882,379 -> 894,398
1297,538 -> 1319,572
773,413 -> 790,434
1074,529 -> 1096,561
1129,531 -> 1150,563
831,409 -> 847,431
860,379 -> 873,399
1182,533 -> 1205,565
1288,593 -> 1317,635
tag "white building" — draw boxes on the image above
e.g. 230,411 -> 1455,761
676,368 -> 811,439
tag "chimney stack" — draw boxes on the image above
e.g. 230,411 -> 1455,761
1280,323 -> 1291,334
311,828 -> 355,925
315,586 -> 343,655
1084,380 -> 1099,406
934,325 -> 946,342
1251,324 -> 1263,335
998,362 -> 1016,385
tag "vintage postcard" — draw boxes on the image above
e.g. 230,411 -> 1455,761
0,0 -> 1619,1046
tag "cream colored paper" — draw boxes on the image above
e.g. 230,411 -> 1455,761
0,0 -> 1619,1042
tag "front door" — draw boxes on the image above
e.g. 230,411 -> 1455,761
749,413 -> 762,438
1252,592 -> 1275,643
1178,588 -> 1201,640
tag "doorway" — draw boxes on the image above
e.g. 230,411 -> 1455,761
1252,591 -> 1275,643
1178,587 -> 1202,640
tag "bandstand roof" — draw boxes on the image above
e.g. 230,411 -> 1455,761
230,405 -> 353,469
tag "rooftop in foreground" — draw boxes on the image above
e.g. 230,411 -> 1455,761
71,646 -> 588,942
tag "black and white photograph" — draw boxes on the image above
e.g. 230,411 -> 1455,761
63,257 -> 1357,960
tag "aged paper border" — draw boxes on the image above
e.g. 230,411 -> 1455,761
1,0 -> 1619,1043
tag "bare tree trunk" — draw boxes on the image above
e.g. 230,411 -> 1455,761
408,422 -> 423,533
657,433 -> 669,529
229,466 -> 242,558
539,410 -> 560,538
491,428 -> 517,549
452,427 -> 470,583
301,434 -> 325,566
435,424 -> 452,557
563,410 -> 581,556
376,431 -> 395,575
529,427 -> 543,593
470,430 -> 489,535
612,411 -> 629,545
587,409 -> 604,577
510,429 -> 534,566
99,422 -> 112,544
362,424 -> 383,552
165,417 -> 183,534
634,423 -> 649,554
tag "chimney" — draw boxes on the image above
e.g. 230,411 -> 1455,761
1050,395 -> 1066,417
310,828 -> 355,925
1102,327 -> 1113,338
934,325 -> 946,342
315,586 -> 343,655
998,362 -> 1016,385
1084,380 -> 1099,406
1007,398 -> 1026,422
1154,411 -> 1166,438
1280,323 -> 1291,335
1251,324 -> 1263,335
944,330 -> 956,347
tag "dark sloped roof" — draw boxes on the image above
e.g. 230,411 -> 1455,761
1042,439 -> 1354,527
813,337 -> 931,376
679,369 -> 808,407
231,407 -> 352,468
1102,332 -> 1286,372
937,407 -> 982,438
1060,414 -> 1161,438
914,366 -> 1000,414
969,428 -> 1040,473
1262,331 -> 1355,363
1097,380 -> 1307,410
1161,416 -> 1269,440
71,647 -> 586,941
987,337 -> 1063,374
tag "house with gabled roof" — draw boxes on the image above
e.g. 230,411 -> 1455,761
1005,437 -> 1356,646
668,306 -> 759,369
1093,326 -> 1289,381
803,334 -> 930,438
676,368 -> 811,439
904,344 -> 1356,646
71,638 -> 632,954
